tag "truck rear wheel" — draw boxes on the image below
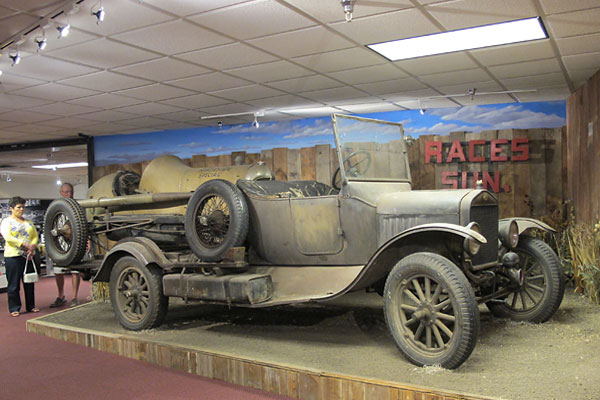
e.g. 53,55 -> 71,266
185,179 -> 249,261
109,256 -> 168,330
44,198 -> 88,267
384,252 -> 480,369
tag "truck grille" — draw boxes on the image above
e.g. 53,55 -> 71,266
470,204 -> 498,265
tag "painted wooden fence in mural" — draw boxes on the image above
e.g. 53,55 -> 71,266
92,127 -> 566,219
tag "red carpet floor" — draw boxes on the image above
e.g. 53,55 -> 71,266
0,275 -> 291,400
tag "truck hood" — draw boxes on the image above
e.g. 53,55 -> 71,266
376,189 -> 474,215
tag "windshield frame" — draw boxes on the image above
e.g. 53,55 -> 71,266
331,114 -> 412,186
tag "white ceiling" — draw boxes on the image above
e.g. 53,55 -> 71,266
0,0 -> 598,160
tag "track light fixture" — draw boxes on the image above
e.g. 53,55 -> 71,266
91,4 -> 105,24
418,99 -> 426,115
7,174 -> 12,182
217,121 -> 223,130
0,70 -> 3,77
340,0 -> 353,22
252,115 -> 260,129
35,36 -> 47,51
57,24 -> 70,38
9,52 -> 21,66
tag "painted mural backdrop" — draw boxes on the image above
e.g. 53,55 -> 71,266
95,101 -> 566,166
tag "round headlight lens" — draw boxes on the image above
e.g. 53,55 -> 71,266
464,222 -> 481,255
508,220 -> 519,248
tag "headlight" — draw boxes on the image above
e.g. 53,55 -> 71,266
499,220 -> 519,248
464,222 -> 481,255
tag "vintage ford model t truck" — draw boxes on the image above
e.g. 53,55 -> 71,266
44,114 -> 564,369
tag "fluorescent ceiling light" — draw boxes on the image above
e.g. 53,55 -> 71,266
368,17 -> 547,61
33,162 -> 88,169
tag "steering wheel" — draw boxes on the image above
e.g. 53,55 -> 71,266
331,150 -> 372,190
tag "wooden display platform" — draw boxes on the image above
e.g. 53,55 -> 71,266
27,312 -> 494,400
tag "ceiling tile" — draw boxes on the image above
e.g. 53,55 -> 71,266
159,94 -> 232,109
248,26 -> 354,58
419,68 -> 491,86
65,0 -> 176,36
327,64 -> 407,85
563,52 -> 600,72
175,43 -> 278,70
77,109 -> 139,122
426,0 -> 538,30
189,0 -> 316,40
140,0 -> 249,16
4,55 -> 99,81
66,93 -> 147,109
118,102 -> 185,116
265,75 -> 343,92
58,71 -> 152,91
43,117 -> 99,129
25,102 -> 101,117
114,84 -> 196,101
298,86 -> 367,102
208,85 -> 284,102
112,116 -> 174,128
83,122 -> 141,135
0,93 -> 52,109
331,8 -> 439,44
245,94 -> 323,109
568,68 -> 599,88
226,60 -> 314,83
199,103 -> 256,116
0,110 -> 57,123
8,124 -> 66,134
556,32 -> 600,56
396,52 -> 478,75
0,73 -> 45,91
540,0 -> 600,15
155,110 -> 203,122
10,83 -> 100,101
470,40 -> 556,66
500,72 -> 568,90
282,0 -> 414,23
293,47 -> 385,73
545,8 -> 600,38
488,58 -> 562,79
114,57 -> 210,82
356,77 -> 427,96
46,38 -> 160,69
15,28 -> 100,55
167,72 -> 252,92
112,20 -> 232,55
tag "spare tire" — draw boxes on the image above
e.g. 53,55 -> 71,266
44,198 -> 89,267
184,179 -> 249,261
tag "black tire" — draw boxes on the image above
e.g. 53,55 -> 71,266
44,198 -> 88,267
384,252 -> 480,369
109,256 -> 168,330
185,179 -> 249,261
486,236 -> 565,323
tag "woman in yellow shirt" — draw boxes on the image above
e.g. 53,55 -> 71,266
1,196 -> 40,317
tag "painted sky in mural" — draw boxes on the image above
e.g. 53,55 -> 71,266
95,101 -> 566,166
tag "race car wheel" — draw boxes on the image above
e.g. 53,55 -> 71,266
185,179 -> 249,261
44,198 -> 88,267
384,252 -> 480,369
110,256 -> 168,330
486,236 -> 564,323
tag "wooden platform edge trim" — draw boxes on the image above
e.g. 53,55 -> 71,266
26,318 -> 500,400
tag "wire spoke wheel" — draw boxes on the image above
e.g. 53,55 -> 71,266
195,194 -> 231,248
109,256 -> 168,330
486,236 -> 565,323
384,253 -> 479,369
185,179 -> 249,262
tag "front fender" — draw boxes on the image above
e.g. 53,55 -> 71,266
499,218 -> 556,235
93,237 -> 170,282
347,223 -> 485,291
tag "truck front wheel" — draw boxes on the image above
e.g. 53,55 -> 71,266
109,256 -> 168,330
384,252 -> 480,369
